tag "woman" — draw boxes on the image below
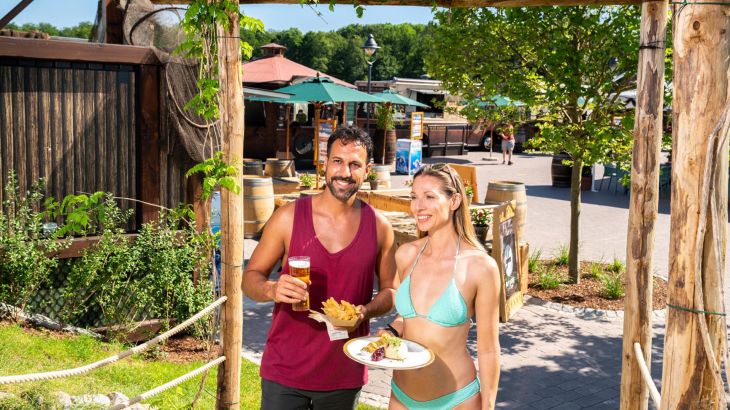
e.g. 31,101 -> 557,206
384,163 -> 500,409
500,123 -> 515,165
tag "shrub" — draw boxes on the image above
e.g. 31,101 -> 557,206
554,244 -> 569,266
537,268 -> 563,290
589,262 -> 603,278
299,173 -> 315,188
608,257 -> 625,273
60,205 -> 215,338
0,173 -> 69,314
528,248 -> 542,273
599,272 -> 625,299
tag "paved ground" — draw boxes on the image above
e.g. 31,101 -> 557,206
239,150 -> 729,408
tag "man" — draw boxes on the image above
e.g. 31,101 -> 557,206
243,126 -> 397,410
501,123 -> 515,165
295,109 -> 308,126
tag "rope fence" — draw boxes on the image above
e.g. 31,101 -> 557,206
108,356 -> 226,410
0,296 -> 227,385
634,342 -> 661,407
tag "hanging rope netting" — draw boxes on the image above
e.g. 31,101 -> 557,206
121,0 -> 222,163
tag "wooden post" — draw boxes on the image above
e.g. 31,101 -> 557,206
619,2 -> 667,409
137,65 -> 161,226
660,4 -> 729,409
215,3 -> 244,409
314,103 -> 321,189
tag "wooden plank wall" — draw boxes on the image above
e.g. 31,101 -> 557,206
0,58 -> 137,227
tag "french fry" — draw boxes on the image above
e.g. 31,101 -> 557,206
320,298 -> 362,321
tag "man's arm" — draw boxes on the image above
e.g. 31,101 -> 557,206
243,203 -> 307,304
362,211 -> 397,320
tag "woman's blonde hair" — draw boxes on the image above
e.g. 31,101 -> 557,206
413,164 -> 485,252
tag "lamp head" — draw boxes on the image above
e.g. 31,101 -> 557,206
362,34 -> 380,57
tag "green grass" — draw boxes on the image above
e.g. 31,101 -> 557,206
527,248 -> 542,273
588,262 -> 603,278
536,268 -> 563,290
0,324 -> 383,409
599,272 -> 625,299
553,245 -> 569,266
608,257 -> 625,274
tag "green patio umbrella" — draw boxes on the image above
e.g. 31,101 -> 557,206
275,76 -> 385,104
372,89 -> 429,108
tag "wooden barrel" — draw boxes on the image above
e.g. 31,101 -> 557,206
243,159 -> 263,176
243,176 -> 274,239
265,158 -> 296,177
551,153 -> 571,188
485,181 -> 527,241
551,153 -> 593,190
372,164 -> 391,189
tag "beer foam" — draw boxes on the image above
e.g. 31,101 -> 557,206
289,259 -> 310,269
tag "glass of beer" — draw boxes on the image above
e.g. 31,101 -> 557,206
288,256 -> 310,311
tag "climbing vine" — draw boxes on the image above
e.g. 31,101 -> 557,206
176,0 -> 263,122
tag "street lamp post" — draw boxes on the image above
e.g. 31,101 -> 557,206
362,34 -> 380,138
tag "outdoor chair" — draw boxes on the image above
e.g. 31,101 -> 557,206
659,164 -> 672,196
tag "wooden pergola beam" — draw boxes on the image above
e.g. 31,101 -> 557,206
0,0 -> 34,30
152,0 -> 639,7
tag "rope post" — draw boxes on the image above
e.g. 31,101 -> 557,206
216,2 -> 244,409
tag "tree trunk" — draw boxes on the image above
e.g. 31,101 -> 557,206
216,3 -> 244,409
619,2 -> 667,408
660,4 -> 729,409
568,158 -> 581,283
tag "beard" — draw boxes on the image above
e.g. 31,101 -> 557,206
326,176 -> 359,201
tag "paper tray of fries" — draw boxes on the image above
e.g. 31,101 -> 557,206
312,297 -> 362,327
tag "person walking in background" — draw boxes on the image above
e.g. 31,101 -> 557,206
383,163 -> 501,409
500,123 -> 515,165
243,126 -> 397,409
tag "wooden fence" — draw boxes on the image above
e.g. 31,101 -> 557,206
0,59 -> 137,221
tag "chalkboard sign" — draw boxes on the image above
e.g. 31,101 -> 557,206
316,119 -> 336,165
500,217 -> 519,300
492,202 -> 523,322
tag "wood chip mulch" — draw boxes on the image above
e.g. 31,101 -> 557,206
158,336 -> 219,363
527,260 -> 668,311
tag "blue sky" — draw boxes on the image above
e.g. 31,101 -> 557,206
3,0 -> 434,32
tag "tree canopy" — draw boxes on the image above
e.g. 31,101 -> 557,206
426,6 -> 646,280
241,23 -> 432,84
4,22 -> 94,40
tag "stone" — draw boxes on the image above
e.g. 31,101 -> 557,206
54,391 -> 73,408
0,392 -> 17,401
72,393 -> 111,407
108,392 -> 130,406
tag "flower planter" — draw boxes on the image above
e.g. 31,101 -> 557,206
369,180 -> 379,190
474,225 -> 490,243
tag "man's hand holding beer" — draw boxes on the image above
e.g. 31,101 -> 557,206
271,274 -> 309,305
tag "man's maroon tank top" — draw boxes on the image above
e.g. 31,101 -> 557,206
260,195 -> 378,390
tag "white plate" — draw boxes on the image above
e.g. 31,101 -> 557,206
343,336 -> 435,370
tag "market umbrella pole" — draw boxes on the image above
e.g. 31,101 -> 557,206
314,103 -> 321,189
286,105 -> 291,159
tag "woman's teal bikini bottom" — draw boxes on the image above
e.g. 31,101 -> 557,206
391,378 -> 480,409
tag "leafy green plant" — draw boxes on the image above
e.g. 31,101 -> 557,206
185,151 -> 241,200
375,103 -> 396,130
554,245 -> 569,266
599,272 -> 625,299
0,173 -> 69,314
589,262 -> 603,278
47,192 -> 132,237
470,208 -> 491,227
176,0 -> 263,121
608,257 -> 625,274
537,268 -> 562,290
299,173 -> 316,188
463,181 -> 474,199
60,205 -> 214,338
528,248 -> 542,273
366,170 -> 378,182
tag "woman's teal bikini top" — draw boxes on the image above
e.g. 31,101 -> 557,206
395,236 -> 468,327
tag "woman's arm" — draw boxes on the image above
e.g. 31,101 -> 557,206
474,255 -> 501,409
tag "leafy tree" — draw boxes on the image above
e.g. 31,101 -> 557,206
5,21 -> 93,40
426,7 -> 643,282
